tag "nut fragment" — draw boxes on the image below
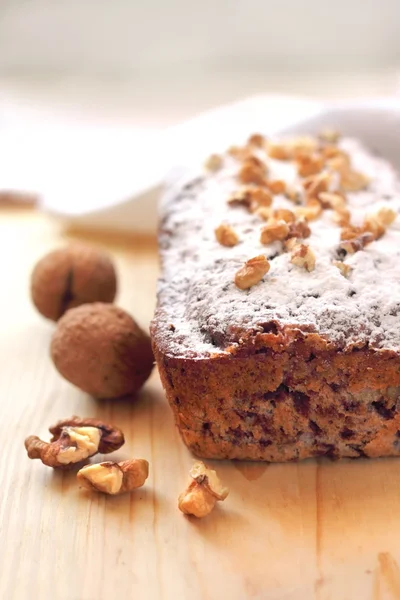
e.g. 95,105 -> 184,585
274,208 -> 295,223
318,191 -> 346,209
51,303 -> 154,398
302,173 -> 330,199
228,186 -> 272,212
77,459 -> 149,495
234,255 -> 270,290
204,154 -> 223,172
25,417 -> 124,468
247,133 -> 265,148
363,216 -> 385,240
30,244 -> 117,322
296,155 -> 323,178
340,232 -> 375,254
332,207 -> 351,227
256,207 -> 273,221
375,207 -> 397,227
332,260 -> 352,278
215,223 -> 239,247
267,144 -> 292,160
260,219 -> 289,244
290,244 -> 316,272
295,198 -> 322,221
287,219 -> 311,239
267,180 -> 286,195
238,158 -> 267,185
178,461 -> 229,518
341,170 -> 370,192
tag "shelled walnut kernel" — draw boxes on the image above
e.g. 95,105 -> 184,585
178,461 -> 229,518
290,244 -> 316,272
235,255 -> 270,290
215,224 -> 239,247
260,220 -> 289,244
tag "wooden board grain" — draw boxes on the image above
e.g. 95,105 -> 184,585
1,208 -> 400,600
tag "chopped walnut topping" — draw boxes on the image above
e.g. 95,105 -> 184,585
332,260 -> 352,278
325,149 -> 351,172
303,173 -> 330,199
260,219 -> 289,244
267,144 -> 292,160
247,133 -> 265,148
295,198 -> 322,221
290,244 -> 316,272
287,219 -> 311,239
239,159 -> 267,186
284,237 -> 298,251
376,207 -> 397,227
363,216 -> 385,240
274,208 -> 296,223
340,225 -> 364,241
319,129 -> 341,144
204,153 -> 223,172
250,187 -> 273,207
332,207 -> 351,227
267,179 -> 286,195
340,232 -> 375,254
290,136 -> 319,158
285,186 -> 302,204
215,223 -> 239,247
341,170 -> 370,192
318,191 -> 346,209
234,255 -> 270,290
228,186 -> 271,212
256,207 -> 273,221
296,154 -> 324,178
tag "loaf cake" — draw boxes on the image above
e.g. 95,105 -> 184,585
151,131 -> 400,461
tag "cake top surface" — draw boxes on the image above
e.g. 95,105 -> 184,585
153,134 -> 400,357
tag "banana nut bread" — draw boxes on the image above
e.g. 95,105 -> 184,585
151,132 -> 400,461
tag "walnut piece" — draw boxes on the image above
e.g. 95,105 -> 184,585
256,207 -> 273,221
234,255 -> 270,290
25,416 -> 124,468
340,232 -> 375,254
260,219 -> 289,245
341,170 -> 370,191
267,179 -> 286,195
296,155 -> 323,178
332,260 -> 352,278
290,244 -> 316,272
178,461 -> 229,518
247,133 -> 265,148
376,207 -> 397,227
204,154 -> 223,172
295,198 -> 322,221
77,459 -> 149,495
267,144 -> 291,160
30,244 -> 117,322
332,207 -> 351,227
238,157 -> 267,186
274,208 -> 295,223
51,303 -> 154,398
215,224 -> 239,247
318,191 -> 347,209
287,219 -> 311,240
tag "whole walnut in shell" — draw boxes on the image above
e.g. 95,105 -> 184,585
51,303 -> 154,398
31,244 -> 117,321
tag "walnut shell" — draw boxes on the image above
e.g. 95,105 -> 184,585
51,303 -> 154,398
31,244 -> 117,321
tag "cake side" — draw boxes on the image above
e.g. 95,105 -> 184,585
151,132 -> 400,461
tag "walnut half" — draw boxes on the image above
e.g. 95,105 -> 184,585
25,416 -> 125,468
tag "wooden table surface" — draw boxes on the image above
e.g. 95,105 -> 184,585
2,207 -> 400,600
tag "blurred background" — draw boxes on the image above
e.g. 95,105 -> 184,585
0,0 -> 399,229
0,0 -> 399,124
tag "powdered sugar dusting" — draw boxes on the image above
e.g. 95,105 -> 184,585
154,138 -> 400,357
